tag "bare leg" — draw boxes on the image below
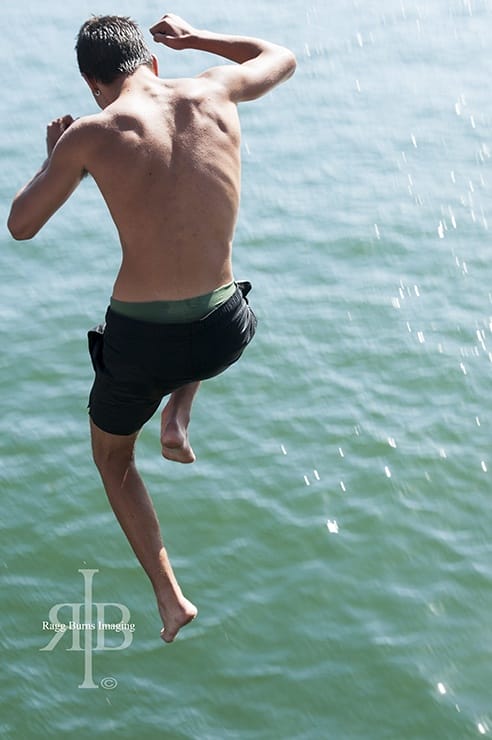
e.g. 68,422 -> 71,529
160,381 -> 200,463
90,419 -> 197,642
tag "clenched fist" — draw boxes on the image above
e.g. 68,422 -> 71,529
149,14 -> 198,50
46,115 -> 74,156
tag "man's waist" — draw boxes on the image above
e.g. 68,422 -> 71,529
110,281 -> 236,323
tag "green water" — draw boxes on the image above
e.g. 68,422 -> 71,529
2,0 -> 492,737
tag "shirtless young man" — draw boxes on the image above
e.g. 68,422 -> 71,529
7,13 -> 296,642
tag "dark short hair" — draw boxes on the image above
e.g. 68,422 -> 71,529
76,15 -> 152,84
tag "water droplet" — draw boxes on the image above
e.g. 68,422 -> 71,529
384,466 -> 391,478
280,444 -> 287,455
437,682 -> 447,695
313,469 -> 320,481
388,437 -> 397,448
340,481 -> 346,492
481,461 -> 488,472
326,519 -> 339,534
304,475 -> 310,486
476,330 -> 486,351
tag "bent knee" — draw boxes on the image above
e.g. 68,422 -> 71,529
92,445 -> 135,476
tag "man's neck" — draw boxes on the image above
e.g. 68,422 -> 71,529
99,66 -> 161,108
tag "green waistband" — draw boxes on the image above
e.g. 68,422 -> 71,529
110,282 -> 236,324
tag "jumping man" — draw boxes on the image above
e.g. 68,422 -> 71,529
7,13 -> 296,641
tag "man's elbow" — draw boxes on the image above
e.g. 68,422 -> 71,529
284,49 -> 297,78
275,47 -> 296,83
7,219 -> 33,241
7,210 -> 37,241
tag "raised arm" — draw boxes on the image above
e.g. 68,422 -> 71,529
7,116 -> 87,241
150,14 -> 296,103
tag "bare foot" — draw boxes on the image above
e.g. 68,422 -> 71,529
159,597 -> 198,643
160,404 -> 196,463
161,419 -> 196,463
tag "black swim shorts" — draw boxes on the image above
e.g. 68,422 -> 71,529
87,281 -> 257,435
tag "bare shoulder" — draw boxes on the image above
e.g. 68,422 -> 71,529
57,113 -> 117,166
49,115 -> 104,161
64,113 -> 111,143
172,76 -> 240,140
194,68 -> 232,98
164,76 -> 236,120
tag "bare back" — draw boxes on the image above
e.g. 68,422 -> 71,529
84,73 -> 241,301
7,18 -> 296,289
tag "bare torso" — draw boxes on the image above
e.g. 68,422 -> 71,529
83,72 -> 240,301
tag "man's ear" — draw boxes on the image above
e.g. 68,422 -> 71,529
82,73 -> 99,95
151,54 -> 159,76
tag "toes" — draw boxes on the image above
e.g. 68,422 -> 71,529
160,627 -> 175,643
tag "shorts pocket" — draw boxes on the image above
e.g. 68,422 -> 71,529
88,323 -> 105,373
